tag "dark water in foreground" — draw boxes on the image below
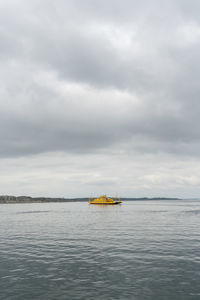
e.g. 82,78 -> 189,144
0,200 -> 200,300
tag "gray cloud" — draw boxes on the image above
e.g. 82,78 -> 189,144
0,0 -> 200,196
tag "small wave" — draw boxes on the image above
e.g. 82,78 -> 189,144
17,210 -> 51,214
149,210 -> 168,213
184,210 -> 200,215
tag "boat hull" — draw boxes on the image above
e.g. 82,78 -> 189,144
88,201 -> 121,205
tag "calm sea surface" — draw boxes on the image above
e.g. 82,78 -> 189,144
0,200 -> 200,300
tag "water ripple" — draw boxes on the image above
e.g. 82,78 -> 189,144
0,201 -> 200,299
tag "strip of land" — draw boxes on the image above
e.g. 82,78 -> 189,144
0,195 -> 180,203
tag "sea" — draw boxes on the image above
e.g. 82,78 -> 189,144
0,200 -> 200,300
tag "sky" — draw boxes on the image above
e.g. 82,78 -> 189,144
0,0 -> 200,198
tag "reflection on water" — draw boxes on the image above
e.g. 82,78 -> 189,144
0,200 -> 200,300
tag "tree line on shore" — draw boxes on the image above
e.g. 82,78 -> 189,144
0,195 -> 180,203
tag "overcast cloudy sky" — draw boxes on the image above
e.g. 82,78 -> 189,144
1,0 -> 200,198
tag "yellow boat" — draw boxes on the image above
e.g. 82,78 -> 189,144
88,195 -> 122,205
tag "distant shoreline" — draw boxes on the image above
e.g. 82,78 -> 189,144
0,195 -> 181,204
